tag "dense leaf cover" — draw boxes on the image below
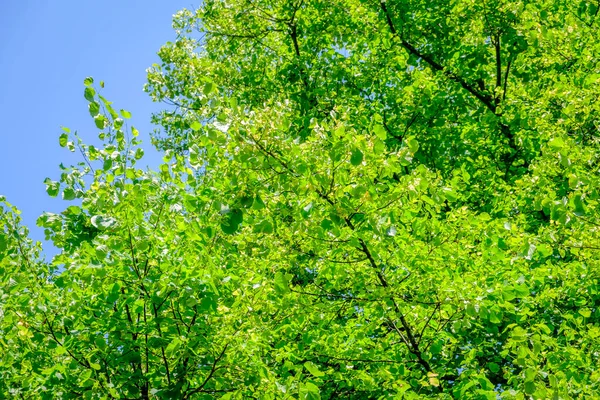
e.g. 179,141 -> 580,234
2,0 -> 600,398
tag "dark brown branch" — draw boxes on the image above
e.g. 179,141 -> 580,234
494,34 -> 502,102
503,58 -> 512,101
290,287 -> 371,301
184,344 -> 230,399
143,303 -> 150,397
75,139 -> 95,174
151,303 -> 172,385
379,1 -> 522,174
314,353 -> 413,365
289,23 -> 301,58
205,29 -> 274,40
121,287 -> 137,338
356,237 -> 436,380
13,229 -> 33,271
295,245 -> 367,264
417,302 -> 441,345
248,132 -> 298,177
423,308 -> 463,353
44,316 -> 91,370
316,188 -> 336,206
380,1 -> 496,114
301,232 -> 350,243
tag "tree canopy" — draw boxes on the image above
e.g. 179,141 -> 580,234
2,0 -> 600,398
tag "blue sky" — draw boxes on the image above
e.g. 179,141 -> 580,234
0,1 -> 195,254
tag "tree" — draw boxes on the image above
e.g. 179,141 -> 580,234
2,0 -> 600,398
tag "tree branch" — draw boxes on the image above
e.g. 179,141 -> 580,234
503,57 -> 512,101
184,343 -> 229,399
494,34 -> 502,101
380,1 -> 496,114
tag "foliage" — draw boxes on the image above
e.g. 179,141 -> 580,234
2,0 -> 600,398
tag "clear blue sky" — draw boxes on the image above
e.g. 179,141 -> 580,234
0,1 -> 196,255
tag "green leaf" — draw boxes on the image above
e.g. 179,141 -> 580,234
135,240 -> 150,252
252,195 -> 266,210
94,114 -> 107,129
59,133 -> 68,147
350,149 -> 364,166
274,271 -> 289,295
120,109 -> 132,119
524,381 -> 536,395
304,361 -> 324,377
134,148 -> 144,160
254,220 -> 273,234
84,86 -> 95,102
88,101 -> 100,117
62,188 -> 76,201
406,136 -> 419,153
80,370 -> 92,381
373,124 -> 387,140
83,76 -> 94,86
548,137 -> 564,149
91,215 -> 117,229
44,178 -> 59,197
165,338 -> 182,357
579,309 -> 591,318
203,81 -> 214,95
300,382 -> 321,400
488,362 -> 500,373
104,281 -> 119,303
220,208 -> 243,234
428,372 -> 440,387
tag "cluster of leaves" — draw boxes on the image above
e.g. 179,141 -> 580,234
2,0 -> 600,398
